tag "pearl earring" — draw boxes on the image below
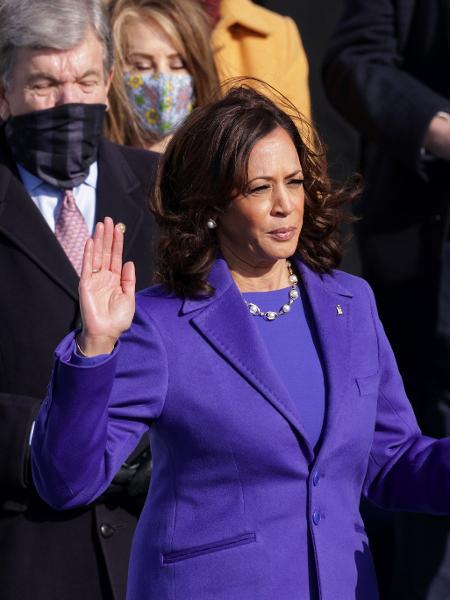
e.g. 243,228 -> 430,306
207,218 -> 217,230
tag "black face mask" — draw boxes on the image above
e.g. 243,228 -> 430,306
4,102 -> 106,189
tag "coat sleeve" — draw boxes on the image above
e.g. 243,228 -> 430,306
362,282 -> 450,514
322,0 -> 450,175
31,296 -> 168,510
278,16 -> 311,123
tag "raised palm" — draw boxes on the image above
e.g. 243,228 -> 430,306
78,217 -> 136,355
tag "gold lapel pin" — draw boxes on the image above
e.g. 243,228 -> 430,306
336,304 -> 343,316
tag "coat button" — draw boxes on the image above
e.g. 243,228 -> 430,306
312,470 -> 321,486
100,523 -> 115,538
312,510 -> 321,525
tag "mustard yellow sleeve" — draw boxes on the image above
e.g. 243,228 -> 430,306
278,16 -> 311,122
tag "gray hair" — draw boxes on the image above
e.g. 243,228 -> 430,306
0,0 -> 113,89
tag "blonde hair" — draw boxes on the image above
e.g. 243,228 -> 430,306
105,0 -> 219,147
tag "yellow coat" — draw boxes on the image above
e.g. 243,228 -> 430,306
212,0 -> 311,122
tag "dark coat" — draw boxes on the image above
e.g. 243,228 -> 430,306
323,0 -> 450,292
323,0 -> 450,428
0,130 -> 159,600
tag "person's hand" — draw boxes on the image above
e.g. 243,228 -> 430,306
423,114 -> 450,161
77,217 -> 135,356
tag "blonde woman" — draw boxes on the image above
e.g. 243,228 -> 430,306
106,0 -> 219,152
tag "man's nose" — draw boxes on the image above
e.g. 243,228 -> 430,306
55,83 -> 80,106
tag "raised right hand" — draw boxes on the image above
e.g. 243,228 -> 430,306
77,217 -> 136,356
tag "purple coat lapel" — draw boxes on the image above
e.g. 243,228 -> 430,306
183,257 -> 315,461
183,257 -> 355,461
297,260 -> 353,451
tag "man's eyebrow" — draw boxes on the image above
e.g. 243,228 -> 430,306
78,69 -> 102,79
25,69 -> 102,85
25,72 -> 58,85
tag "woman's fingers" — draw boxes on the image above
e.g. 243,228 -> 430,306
92,221 -> 104,272
101,217 -> 114,271
121,261 -> 136,297
110,222 -> 125,275
80,238 -> 94,280
90,218 -> 126,274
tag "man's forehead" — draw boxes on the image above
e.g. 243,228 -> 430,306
14,29 -> 104,74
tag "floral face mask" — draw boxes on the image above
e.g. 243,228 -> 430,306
124,71 -> 195,137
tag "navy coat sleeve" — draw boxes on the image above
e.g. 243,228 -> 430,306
322,0 -> 450,175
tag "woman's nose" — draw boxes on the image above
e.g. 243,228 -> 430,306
153,57 -> 171,74
273,183 -> 294,214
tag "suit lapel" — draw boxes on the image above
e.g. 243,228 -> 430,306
185,258 -> 315,461
297,261 -> 353,449
96,139 -> 147,263
0,138 -> 79,300
0,135 -> 155,301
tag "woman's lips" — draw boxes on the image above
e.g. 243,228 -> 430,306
267,227 -> 297,241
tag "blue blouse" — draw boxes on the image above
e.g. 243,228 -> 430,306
242,285 -> 326,450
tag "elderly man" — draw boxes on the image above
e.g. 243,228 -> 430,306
0,0 -> 157,598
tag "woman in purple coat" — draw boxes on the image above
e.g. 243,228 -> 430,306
32,86 -> 450,599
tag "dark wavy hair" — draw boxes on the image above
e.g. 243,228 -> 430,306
151,81 -> 355,297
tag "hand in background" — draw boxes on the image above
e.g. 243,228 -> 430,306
78,217 -> 135,356
423,114 -> 450,161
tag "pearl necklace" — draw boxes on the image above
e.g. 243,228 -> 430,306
245,261 -> 300,321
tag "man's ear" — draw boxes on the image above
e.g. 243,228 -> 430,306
0,85 -> 11,120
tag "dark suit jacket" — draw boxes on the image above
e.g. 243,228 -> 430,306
0,129 -> 158,600
323,0 -> 450,290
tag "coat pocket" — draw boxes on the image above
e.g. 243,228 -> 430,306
162,532 -> 256,564
355,373 -> 379,396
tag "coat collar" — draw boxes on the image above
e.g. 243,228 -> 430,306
217,0 -> 273,36
182,257 -> 353,461
0,130 -> 80,299
0,133 -> 146,301
298,260 -> 353,458
95,138 -> 146,264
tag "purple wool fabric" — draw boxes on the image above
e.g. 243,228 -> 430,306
32,257 -> 450,600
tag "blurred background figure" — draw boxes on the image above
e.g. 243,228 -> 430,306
106,0 -> 219,152
323,0 -> 450,598
203,0 -> 311,122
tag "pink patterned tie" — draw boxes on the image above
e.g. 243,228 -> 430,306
55,190 -> 90,276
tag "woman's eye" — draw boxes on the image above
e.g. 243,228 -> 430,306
288,178 -> 304,186
131,62 -> 153,71
248,185 -> 270,194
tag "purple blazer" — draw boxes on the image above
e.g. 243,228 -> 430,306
31,257 -> 450,600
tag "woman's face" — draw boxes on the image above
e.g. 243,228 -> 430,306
123,16 -> 189,76
217,127 -> 305,269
